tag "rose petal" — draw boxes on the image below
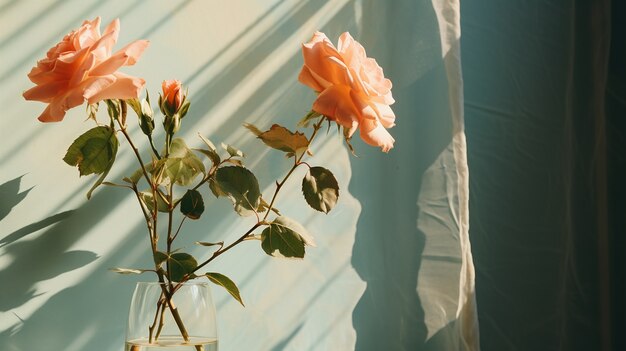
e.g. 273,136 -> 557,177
359,118 -> 395,152
101,19 -> 120,56
313,85 -> 360,129
85,72 -> 144,103
37,90 -> 83,123
298,66 -> 325,92
301,33 -> 352,87
81,75 -> 116,101
89,28 -> 119,62
90,39 -> 149,76
368,99 -> 396,128
337,32 -> 367,70
37,103 -> 65,122
162,79 -> 182,108
69,52 -> 96,87
118,40 -> 149,66
27,47 -> 90,85
75,17 -> 101,49
23,80 -> 68,102
53,48 -> 91,75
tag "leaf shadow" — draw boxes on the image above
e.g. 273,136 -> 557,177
0,210 -> 74,248
0,1 -> 355,350
0,175 -> 33,223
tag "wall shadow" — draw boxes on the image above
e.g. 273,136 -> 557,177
0,210 -> 74,248
1,1 -> 360,350
0,175 -> 32,222
0,186 -> 135,316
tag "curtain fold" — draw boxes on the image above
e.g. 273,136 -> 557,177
352,1 -> 479,350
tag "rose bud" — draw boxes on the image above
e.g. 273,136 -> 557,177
160,80 -> 184,117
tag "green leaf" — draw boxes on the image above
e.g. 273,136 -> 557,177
105,99 -> 121,120
86,103 -> 99,121
261,216 -> 315,258
195,149 -> 221,167
166,252 -> 198,282
180,189 -> 204,219
215,166 -> 261,216
109,267 -> 150,275
179,99 -> 191,118
257,197 -> 281,215
224,158 -> 243,167
198,133 -> 218,152
154,251 -> 168,266
297,110 -> 322,128
221,142 -> 244,158
197,134 -> 221,165
160,138 -> 205,186
64,126 -> 118,176
126,98 -> 142,116
195,241 -> 224,248
127,162 -> 154,184
140,190 -> 170,212
205,272 -> 244,306
249,124 -> 309,155
63,126 -> 119,199
208,177 -> 227,198
301,166 -> 339,213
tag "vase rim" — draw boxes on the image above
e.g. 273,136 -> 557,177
135,281 -> 209,286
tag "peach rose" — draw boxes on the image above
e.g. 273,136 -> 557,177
161,79 -> 183,115
23,17 -> 149,122
298,32 -> 395,152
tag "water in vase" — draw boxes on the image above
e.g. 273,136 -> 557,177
125,336 -> 218,351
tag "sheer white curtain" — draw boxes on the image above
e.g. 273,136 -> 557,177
0,0 -> 478,350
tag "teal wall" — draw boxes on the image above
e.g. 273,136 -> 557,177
0,1 -> 473,350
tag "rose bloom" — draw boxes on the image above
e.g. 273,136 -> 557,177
23,17 -> 149,122
161,79 -> 183,114
298,32 -> 395,152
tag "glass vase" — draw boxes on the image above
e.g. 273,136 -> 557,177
125,282 -> 218,351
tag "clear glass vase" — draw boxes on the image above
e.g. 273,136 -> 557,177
125,282 -> 218,351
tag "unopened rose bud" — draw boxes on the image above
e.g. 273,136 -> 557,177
139,99 -> 155,136
160,80 -> 184,117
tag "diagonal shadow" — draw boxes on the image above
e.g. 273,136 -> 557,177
0,2 -> 353,349
270,323 -> 304,351
182,0 -> 324,135
0,0 -> 66,50
0,0 -> 144,166
0,219 -> 146,350
0,0 -> 19,15
0,0 -> 143,83
0,210 -> 74,248
0,188 -> 126,313
137,0 -> 194,39
183,0 -> 288,87
0,175 -> 33,223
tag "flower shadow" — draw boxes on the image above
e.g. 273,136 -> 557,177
1,1 -> 361,350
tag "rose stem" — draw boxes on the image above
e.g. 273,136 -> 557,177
172,116 -> 326,292
118,100 -> 201,350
